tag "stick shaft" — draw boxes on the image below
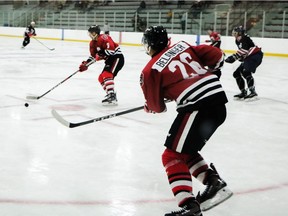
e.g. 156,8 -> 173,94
27,61 -> 95,100
52,105 -> 144,128
37,70 -> 79,99
52,100 -> 172,128
33,37 -> 54,50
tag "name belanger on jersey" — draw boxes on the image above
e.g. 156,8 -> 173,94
152,41 -> 190,71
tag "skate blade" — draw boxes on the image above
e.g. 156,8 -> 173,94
102,101 -> 118,106
233,97 -> 245,101
244,96 -> 259,102
201,187 -> 233,211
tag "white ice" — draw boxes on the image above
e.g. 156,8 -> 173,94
0,36 -> 288,216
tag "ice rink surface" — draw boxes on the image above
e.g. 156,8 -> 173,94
0,36 -> 288,216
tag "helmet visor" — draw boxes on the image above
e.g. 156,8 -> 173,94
142,36 -> 150,55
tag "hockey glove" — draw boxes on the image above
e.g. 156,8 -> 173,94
225,55 -> 236,64
144,102 -> 155,114
95,54 -> 103,61
79,61 -> 88,72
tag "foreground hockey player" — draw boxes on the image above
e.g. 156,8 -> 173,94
225,26 -> 263,99
21,21 -> 37,49
140,26 -> 233,216
79,25 -> 124,105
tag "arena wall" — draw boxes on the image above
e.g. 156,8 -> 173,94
0,27 -> 287,57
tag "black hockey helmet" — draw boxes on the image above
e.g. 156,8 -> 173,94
232,25 -> 245,36
142,26 -> 168,54
88,25 -> 101,35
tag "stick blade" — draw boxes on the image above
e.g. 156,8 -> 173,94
51,109 -> 72,128
50,48 -> 55,51
26,95 -> 39,100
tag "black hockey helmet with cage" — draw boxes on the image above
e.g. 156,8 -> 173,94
142,26 -> 168,53
88,25 -> 101,35
232,25 -> 245,36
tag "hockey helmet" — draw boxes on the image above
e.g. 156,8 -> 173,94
232,26 -> 245,36
30,21 -> 35,26
88,25 -> 101,40
142,26 -> 168,55
88,25 -> 101,35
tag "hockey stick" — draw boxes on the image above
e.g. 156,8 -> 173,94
51,105 -> 144,128
26,61 -> 95,100
33,37 -> 55,51
52,100 -> 172,128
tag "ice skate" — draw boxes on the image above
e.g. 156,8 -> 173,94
165,198 -> 202,216
233,89 -> 247,100
102,92 -> 117,106
244,87 -> 258,100
196,163 -> 233,211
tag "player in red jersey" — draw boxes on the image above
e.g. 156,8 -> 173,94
21,21 -> 37,49
79,25 -> 124,105
205,29 -> 222,78
225,26 -> 263,100
205,29 -> 221,48
140,26 -> 232,216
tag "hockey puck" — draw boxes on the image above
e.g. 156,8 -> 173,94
24,103 -> 29,107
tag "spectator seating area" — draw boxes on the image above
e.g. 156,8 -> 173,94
0,0 -> 287,38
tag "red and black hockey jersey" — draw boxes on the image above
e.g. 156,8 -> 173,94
209,31 -> 221,42
89,34 -> 122,61
140,41 -> 228,113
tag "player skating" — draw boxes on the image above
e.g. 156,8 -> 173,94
79,25 -> 124,105
225,26 -> 263,100
205,28 -> 222,78
205,29 -> 221,48
21,21 -> 37,49
140,26 -> 232,216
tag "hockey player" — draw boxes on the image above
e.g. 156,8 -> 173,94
205,29 -> 222,78
205,29 -> 221,48
79,25 -> 124,105
21,21 -> 37,48
140,26 -> 232,216
225,26 -> 263,99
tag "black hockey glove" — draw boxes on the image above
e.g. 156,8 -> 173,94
225,55 -> 236,64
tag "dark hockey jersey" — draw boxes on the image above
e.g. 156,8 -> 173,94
235,34 -> 261,60
24,24 -> 36,36
140,41 -> 228,113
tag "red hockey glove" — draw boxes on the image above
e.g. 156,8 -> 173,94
144,102 -> 155,114
33,33 -> 37,36
95,54 -> 103,61
79,61 -> 88,72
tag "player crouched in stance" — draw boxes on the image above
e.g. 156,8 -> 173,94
225,26 -> 263,100
21,21 -> 37,49
79,25 -> 124,105
140,26 -> 233,216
